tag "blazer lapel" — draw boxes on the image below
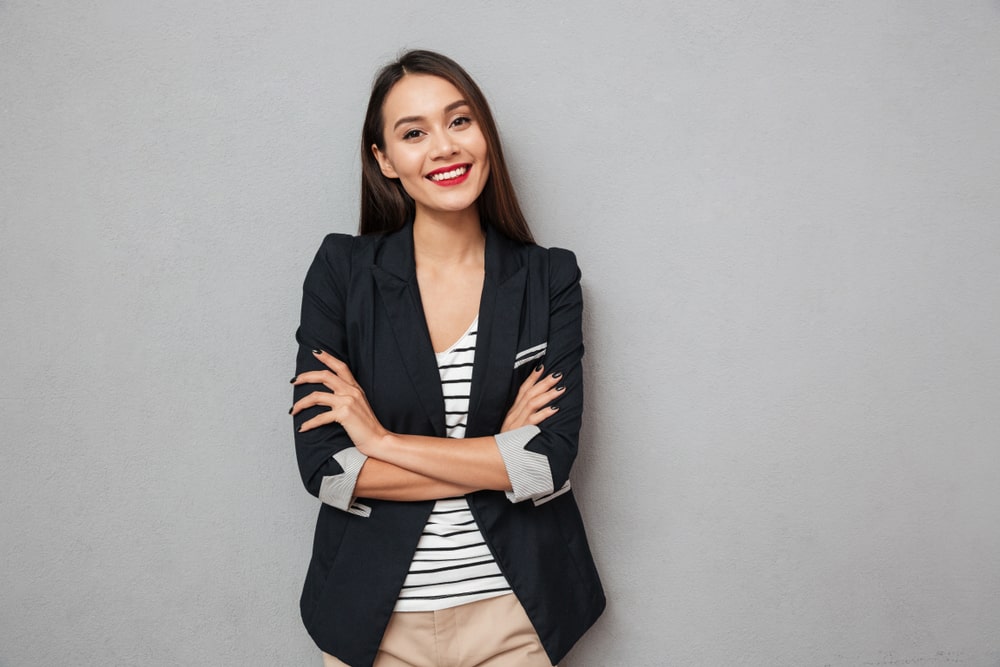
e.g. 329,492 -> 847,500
372,225 -> 447,436
467,226 -> 527,436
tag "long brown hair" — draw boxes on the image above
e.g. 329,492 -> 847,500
359,50 -> 534,244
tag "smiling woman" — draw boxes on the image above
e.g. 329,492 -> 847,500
290,50 -> 605,667
371,75 -> 491,227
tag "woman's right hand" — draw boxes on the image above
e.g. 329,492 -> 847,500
291,350 -> 390,455
501,365 -> 565,432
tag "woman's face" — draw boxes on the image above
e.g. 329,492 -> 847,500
373,74 -> 490,221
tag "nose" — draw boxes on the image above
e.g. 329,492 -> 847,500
428,130 -> 458,159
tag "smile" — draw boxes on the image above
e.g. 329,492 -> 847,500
426,164 -> 471,185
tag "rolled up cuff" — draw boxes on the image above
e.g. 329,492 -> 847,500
494,425 -> 554,503
318,447 -> 368,511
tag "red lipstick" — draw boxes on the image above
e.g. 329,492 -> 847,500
426,163 -> 472,186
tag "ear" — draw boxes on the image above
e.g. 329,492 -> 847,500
371,144 -> 398,179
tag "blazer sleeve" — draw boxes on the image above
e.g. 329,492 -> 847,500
292,234 -> 367,510
497,247 -> 585,502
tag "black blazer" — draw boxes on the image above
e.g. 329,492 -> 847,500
293,222 -> 605,667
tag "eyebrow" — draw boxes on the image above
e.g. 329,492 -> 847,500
392,100 -> 470,131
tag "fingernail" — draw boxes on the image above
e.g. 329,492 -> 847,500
534,364 -> 544,372
288,407 -> 293,414
289,377 -> 297,383
312,349 -> 322,356
552,372 -> 562,379
556,385 -> 565,392
550,405 -> 559,411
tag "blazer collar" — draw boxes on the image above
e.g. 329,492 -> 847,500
371,222 -> 528,437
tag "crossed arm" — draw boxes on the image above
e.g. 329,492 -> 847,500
291,351 -> 563,502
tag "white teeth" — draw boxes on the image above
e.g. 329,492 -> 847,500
429,166 -> 468,181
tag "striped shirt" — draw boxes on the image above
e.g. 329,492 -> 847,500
394,317 -> 512,612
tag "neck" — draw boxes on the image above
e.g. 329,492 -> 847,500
412,208 -> 486,266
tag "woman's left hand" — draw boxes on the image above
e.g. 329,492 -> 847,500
291,350 -> 390,454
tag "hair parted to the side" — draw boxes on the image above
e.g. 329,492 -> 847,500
360,49 -> 534,244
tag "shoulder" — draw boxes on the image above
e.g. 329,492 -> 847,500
305,233 -> 381,297
307,234 -> 353,285
517,242 -> 579,271
315,232 -> 380,260
520,244 -> 581,294
317,232 -> 354,252
545,246 -> 580,280
311,232 -> 382,272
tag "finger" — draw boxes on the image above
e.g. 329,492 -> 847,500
312,350 -> 359,386
298,411 -> 341,433
291,390 -> 339,416
293,369 -> 353,393
521,371 -> 562,399
525,385 -> 566,412
516,364 -> 545,395
291,369 -> 334,385
526,405 -> 560,426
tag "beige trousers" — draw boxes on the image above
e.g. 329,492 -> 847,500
322,593 -> 556,667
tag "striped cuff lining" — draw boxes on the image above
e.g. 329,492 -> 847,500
494,425 -> 554,503
319,447 -> 369,511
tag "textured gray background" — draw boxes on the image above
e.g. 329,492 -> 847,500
2,2 -> 1000,666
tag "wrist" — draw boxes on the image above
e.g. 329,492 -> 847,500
363,429 -> 396,458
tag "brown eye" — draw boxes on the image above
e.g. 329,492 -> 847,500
403,129 -> 423,140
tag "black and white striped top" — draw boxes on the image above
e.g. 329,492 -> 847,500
394,318 -> 512,612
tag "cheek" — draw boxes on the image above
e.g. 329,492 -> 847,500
479,151 -> 492,182
472,137 -> 490,173
384,143 -> 421,176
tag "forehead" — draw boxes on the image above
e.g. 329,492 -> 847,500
382,74 -> 467,123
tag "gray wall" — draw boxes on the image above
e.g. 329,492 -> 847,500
2,2 -> 999,665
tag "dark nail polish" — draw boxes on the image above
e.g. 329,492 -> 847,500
552,372 -> 562,379
288,407 -> 293,414
550,405 -> 559,411
556,385 -> 565,392
289,377 -> 297,383
312,349 -> 323,355
534,364 -> 544,372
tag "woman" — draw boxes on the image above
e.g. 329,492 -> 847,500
291,50 -> 604,667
